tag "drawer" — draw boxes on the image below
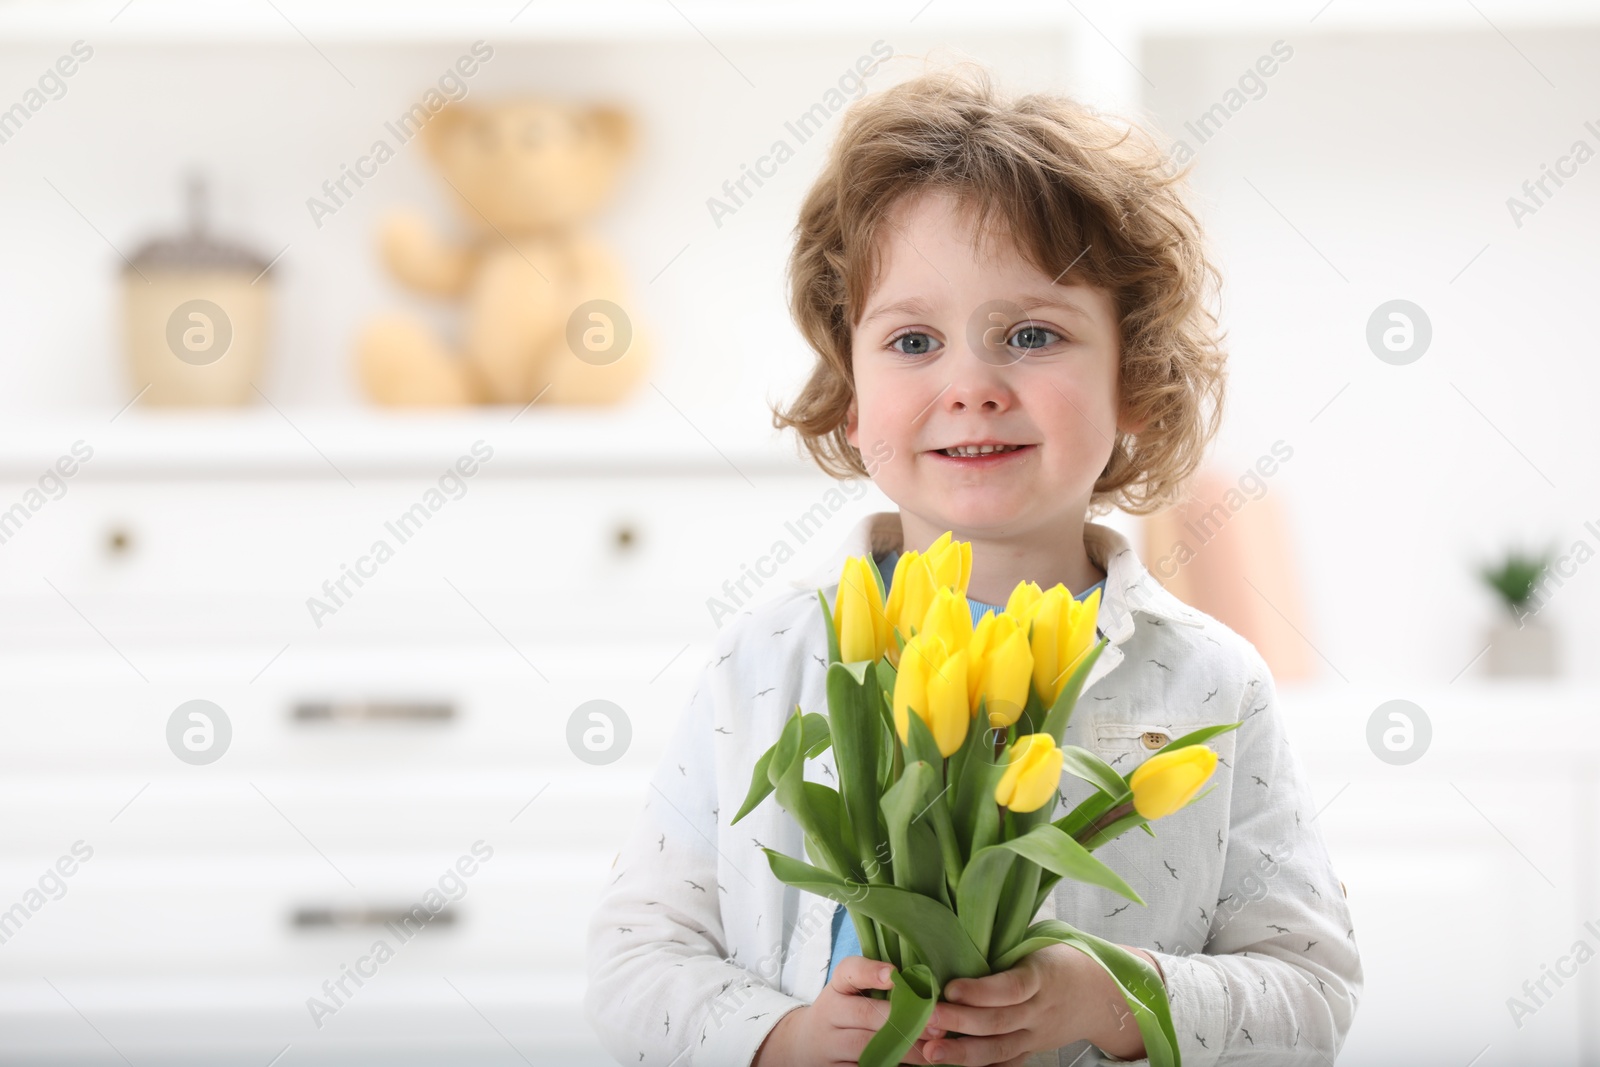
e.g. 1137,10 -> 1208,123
0,473 -> 879,612
0,846 -> 609,976
0,473 -> 884,645
0,640 -> 703,767
0,766 -> 663,852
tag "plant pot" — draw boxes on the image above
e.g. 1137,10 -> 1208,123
1484,614 -> 1559,677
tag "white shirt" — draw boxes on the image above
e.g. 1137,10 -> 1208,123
584,511 -> 1362,1066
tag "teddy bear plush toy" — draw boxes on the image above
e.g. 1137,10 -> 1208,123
358,98 -> 649,406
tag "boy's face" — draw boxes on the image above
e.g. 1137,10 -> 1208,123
844,189 -> 1131,545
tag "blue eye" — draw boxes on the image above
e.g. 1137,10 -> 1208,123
889,332 -> 941,357
1010,324 -> 1062,350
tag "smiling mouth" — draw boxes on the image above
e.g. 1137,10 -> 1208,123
931,443 -> 1034,459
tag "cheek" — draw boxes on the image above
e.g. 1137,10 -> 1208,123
1045,380 -> 1119,440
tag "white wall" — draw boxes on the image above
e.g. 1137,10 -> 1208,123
1142,28 -> 1600,686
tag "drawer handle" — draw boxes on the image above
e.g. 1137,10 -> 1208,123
292,905 -> 459,930
292,701 -> 456,723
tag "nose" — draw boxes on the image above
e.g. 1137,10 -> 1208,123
941,337 -> 1016,415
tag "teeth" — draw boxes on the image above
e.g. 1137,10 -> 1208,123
943,444 -> 1023,456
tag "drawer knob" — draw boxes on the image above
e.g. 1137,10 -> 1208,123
105,525 -> 134,558
613,522 -> 638,553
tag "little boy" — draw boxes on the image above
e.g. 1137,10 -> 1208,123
585,64 -> 1361,1066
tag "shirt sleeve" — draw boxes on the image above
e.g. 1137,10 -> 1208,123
1102,647 -> 1363,1066
583,647 -> 808,1067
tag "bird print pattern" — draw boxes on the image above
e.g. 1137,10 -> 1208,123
584,518 -> 1361,1066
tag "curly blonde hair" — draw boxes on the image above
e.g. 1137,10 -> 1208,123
770,61 -> 1227,517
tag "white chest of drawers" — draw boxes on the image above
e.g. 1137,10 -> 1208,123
0,409 -> 887,1064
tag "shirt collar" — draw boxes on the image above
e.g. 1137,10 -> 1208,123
794,510 -> 1205,643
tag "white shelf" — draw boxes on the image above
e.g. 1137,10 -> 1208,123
3,0 -> 1598,42
0,405 -> 817,478
0,0 -> 1084,41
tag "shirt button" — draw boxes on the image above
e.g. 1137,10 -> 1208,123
1141,731 -> 1168,749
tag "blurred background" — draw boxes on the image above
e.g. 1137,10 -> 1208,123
0,0 -> 1595,1063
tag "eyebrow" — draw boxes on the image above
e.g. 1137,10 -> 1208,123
860,292 -> 1092,328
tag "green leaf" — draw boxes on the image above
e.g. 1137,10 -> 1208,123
1080,812 -> 1150,851
730,744 -> 777,827
829,662 -> 885,880
1039,637 -> 1109,743
818,588 -> 841,665
916,765 -> 966,902
873,657 -> 897,698
954,843 -> 1016,960
858,964 -> 940,1067
793,780 -> 850,875
881,761 -> 952,906
1000,823 -> 1143,903
767,708 -> 805,789
1156,721 -> 1241,754
990,859 -> 1043,967
769,710 -> 853,878
732,711 -> 831,825
1053,790 -> 1114,841
867,553 -> 888,603
1059,745 -> 1132,805
951,722 -> 1002,858
947,711 -> 991,825
1014,685 -> 1044,738
761,849 -> 990,986
839,658 -> 873,683
876,689 -> 903,792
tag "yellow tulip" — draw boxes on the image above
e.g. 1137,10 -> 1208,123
1128,745 -> 1218,820
967,612 -> 1033,728
994,733 -> 1063,813
892,632 -> 969,757
1004,580 -> 1044,626
924,531 -> 972,592
918,586 -> 974,653
1029,584 -> 1103,707
885,555 -> 936,665
884,532 -> 972,663
833,555 -> 891,663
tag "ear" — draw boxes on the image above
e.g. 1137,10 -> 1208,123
844,400 -> 859,449
588,104 -> 635,159
422,103 -> 475,163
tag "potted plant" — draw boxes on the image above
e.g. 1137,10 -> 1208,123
1478,545 -> 1559,676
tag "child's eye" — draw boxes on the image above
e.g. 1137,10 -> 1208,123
888,331 -> 941,358
1009,324 -> 1064,350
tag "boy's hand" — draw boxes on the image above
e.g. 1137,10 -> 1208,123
918,943 -> 1159,1065
753,956 -> 944,1067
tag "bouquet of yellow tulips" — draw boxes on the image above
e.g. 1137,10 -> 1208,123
732,533 -> 1238,1067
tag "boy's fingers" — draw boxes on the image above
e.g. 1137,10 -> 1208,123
843,1032 -> 931,1065
828,955 -> 896,997
927,999 -> 1020,1037
922,1031 -> 1025,1066
944,967 -> 1034,1007
898,1039 -> 935,1064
